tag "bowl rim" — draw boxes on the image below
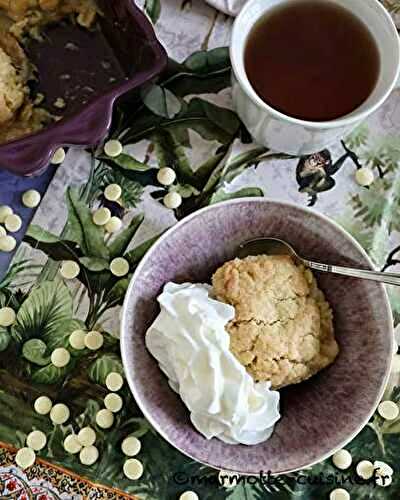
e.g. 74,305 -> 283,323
121,197 -> 394,475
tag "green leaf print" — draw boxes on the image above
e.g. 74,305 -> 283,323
186,98 -> 240,143
79,257 -> 110,272
22,339 -> 50,366
0,328 -> 10,352
194,152 -> 227,188
31,363 -> 70,385
24,225 -> 81,262
103,277 -> 130,308
173,184 -> 201,198
184,48 -> 230,75
226,483 -> 268,499
88,354 -> 124,385
65,187 -> 109,260
93,166 -> 145,208
383,0 -> 400,14
163,48 -> 231,98
141,85 -> 182,118
44,318 -> 85,352
153,128 -> 195,185
351,180 -> 397,231
144,0 -> 161,24
121,97 -> 240,146
0,391 -> 50,444
209,187 -> 264,205
105,153 -> 155,172
11,281 -> 73,344
345,123 -> 370,149
124,234 -> 162,268
387,286 -> 400,325
218,147 -> 269,185
108,213 -> 144,258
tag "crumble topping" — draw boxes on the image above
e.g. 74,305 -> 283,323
212,255 -> 339,389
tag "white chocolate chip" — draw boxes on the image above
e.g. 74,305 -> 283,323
355,167 -> 374,187
15,447 -> 36,470
104,393 -> 123,413
157,167 -> 176,186
0,235 -> 16,252
64,434 -> 82,454
93,207 -> 111,226
104,139 -> 123,158
179,491 -> 199,500
96,408 -> 114,429
77,427 -> 96,447
34,396 -> 52,415
84,330 -> 104,350
356,460 -> 374,480
0,307 -> 16,327
0,205 -> 12,223
60,260 -> 80,280
378,401 -> 399,421
22,189 -> 41,208
105,372 -> 123,392
163,191 -> 182,210
110,257 -> 129,277
329,488 -> 350,500
121,436 -> 141,457
51,347 -> 70,368
104,184 -> 122,201
51,148 -> 66,165
374,460 -> 394,477
105,216 -> 122,234
0,226 -> 5,237
5,214 -> 22,233
26,430 -> 47,451
50,403 -> 70,425
123,458 -> 143,480
69,329 -> 86,350
332,449 -> 352,470
79,445 -> 99,466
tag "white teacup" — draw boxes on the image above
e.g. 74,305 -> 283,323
230,0 -> 400,155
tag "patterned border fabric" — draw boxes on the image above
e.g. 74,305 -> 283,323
0,444 -> 133,499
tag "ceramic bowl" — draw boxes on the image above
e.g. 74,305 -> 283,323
121,199 -> 394,474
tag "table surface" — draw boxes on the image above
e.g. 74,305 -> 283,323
0,169 -> 53,277
1,1 -> 400,499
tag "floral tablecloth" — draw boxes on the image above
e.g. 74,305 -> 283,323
1,0 -> 400,499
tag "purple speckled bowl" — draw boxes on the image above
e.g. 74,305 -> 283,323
121,199 -> 394,474
0,0 -> 167,176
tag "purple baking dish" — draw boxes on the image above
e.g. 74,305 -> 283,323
0,0 -> 167,176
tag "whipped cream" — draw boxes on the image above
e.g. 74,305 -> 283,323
145,282 -> 281,445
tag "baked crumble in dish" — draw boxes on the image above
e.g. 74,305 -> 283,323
212,255 -> 339,389
0,0 -> 97,144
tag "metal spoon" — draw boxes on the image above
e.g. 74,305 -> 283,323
237,237 -> 400,286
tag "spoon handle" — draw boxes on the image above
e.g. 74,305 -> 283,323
305,261 -> 400,286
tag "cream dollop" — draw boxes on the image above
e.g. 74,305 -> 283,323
145,282 -> 281,445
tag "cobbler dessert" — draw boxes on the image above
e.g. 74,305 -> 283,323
0,0 -> 97,143
212,254 -> 339,389
146,253 -> 339,445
